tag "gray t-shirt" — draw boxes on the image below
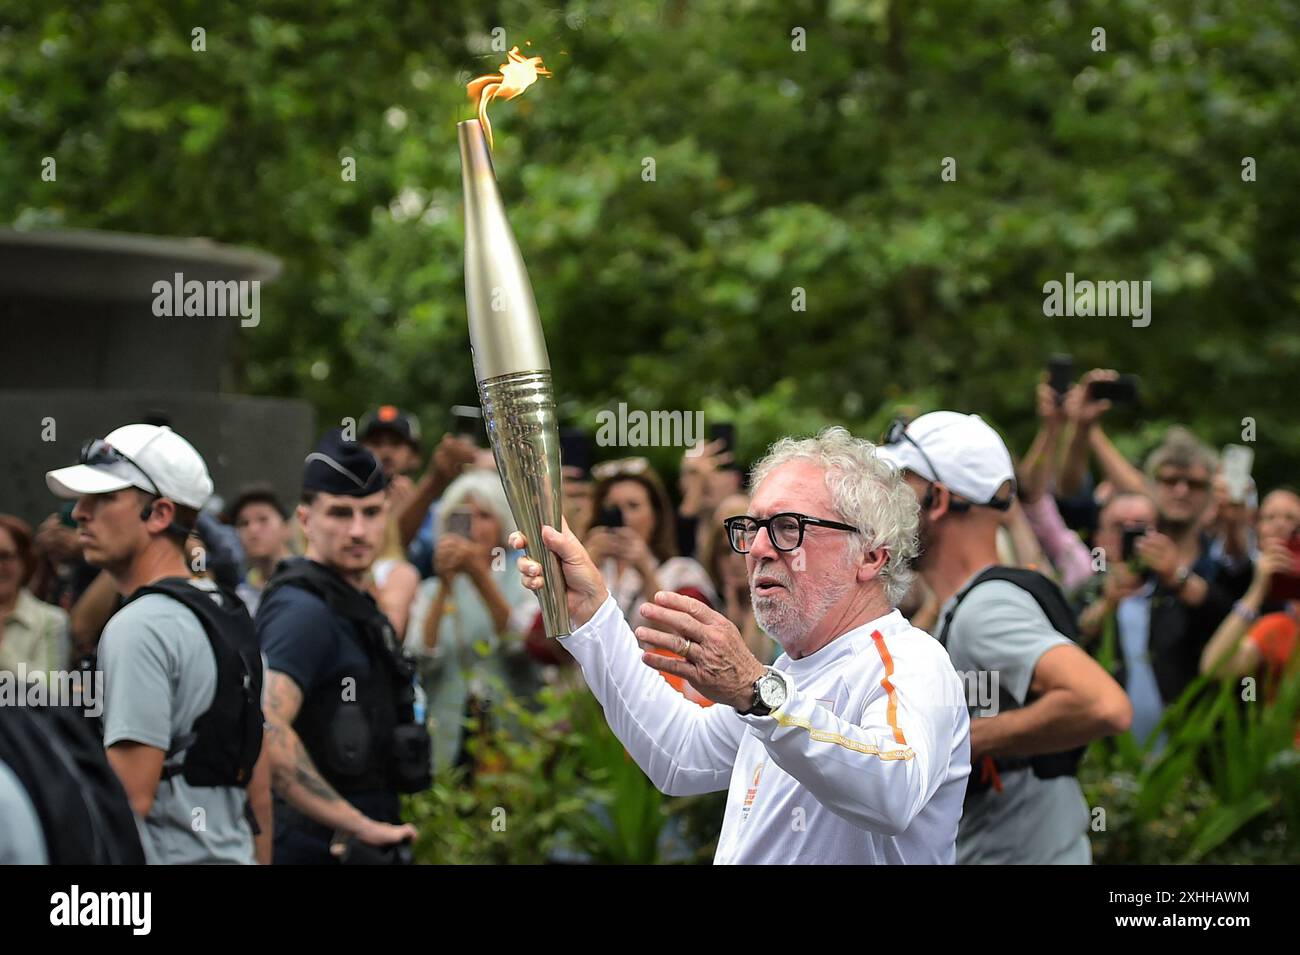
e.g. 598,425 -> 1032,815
100,578 -> 255,864
940,576 -> 1091,865
0,758 -> 48,864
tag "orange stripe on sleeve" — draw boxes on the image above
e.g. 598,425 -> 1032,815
870,630 -> 908,745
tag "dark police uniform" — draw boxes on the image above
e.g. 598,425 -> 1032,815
258,431 -> 430,865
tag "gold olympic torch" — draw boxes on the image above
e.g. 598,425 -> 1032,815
459,48 -> 570,638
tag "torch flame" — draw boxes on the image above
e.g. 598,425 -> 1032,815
467,46 -> 552,151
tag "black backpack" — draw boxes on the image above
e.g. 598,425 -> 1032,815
937,566 -> 1086,794
125,578 -> 264,787
0,703 -> 145,864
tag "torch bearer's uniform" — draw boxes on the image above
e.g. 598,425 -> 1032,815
456,108 -> 968,863
563,597 -> 971,864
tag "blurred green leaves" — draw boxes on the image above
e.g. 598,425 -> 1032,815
2,0 -> 1297,477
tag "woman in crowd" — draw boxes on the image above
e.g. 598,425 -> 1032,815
0,515 -> 70,676
1200,487 -> 1300,689
586,457 -> 717,703
405,470 -> 536,772
676,437 -> 740,559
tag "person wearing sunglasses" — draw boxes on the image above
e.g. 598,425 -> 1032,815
879,411 -> 1132,865
1080,427 -> 1254,743
511,427 -> 971,864
45,423 -> 271,864
1138,429 -> 1253,611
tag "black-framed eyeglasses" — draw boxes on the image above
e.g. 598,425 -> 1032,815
722,512 -> 860,555
79,438 -> 161,497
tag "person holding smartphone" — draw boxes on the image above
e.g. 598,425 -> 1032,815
677,430 -> 742,559
1201,488 -> 1300,687
586,458 -> 718,704
1076,492 -> 1161,643
405,470 -> 535,772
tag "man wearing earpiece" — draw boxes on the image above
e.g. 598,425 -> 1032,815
46,424 -> 271,864
879,412 -> 1132,864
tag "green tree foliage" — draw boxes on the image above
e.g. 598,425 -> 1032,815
3,0 -> 1297,477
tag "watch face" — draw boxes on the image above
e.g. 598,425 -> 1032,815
759,673 -> 787,710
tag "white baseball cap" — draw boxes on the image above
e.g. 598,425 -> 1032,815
877,411 -> 1016,509
46,424 -> 214,510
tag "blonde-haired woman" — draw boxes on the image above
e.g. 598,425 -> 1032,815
369,512 -> 420,639
405,470 -> 536,772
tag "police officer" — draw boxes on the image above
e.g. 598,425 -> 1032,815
258,430 -> 430,864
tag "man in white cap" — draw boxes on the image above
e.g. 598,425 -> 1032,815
46,424 -> 271,864
878,412 -> 1131,864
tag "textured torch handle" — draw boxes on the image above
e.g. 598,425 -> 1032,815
478,370 -> 572,639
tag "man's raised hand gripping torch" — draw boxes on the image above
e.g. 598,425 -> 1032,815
510,520 -> 609,630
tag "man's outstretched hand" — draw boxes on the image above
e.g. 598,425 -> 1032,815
514,526 -> 767,710
511,520 -> 610,629
635,592 -> 766,711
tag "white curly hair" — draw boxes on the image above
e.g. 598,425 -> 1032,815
435,470 -> 517,546
749,426 -> 920,604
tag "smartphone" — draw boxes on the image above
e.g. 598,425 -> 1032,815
1047,354 -> 1074,404
1087,375 -> 1141,405
1221,445 -> 1254,504
450,405 -> 485,443
708,422 -> 736,457
1120,524 -> 1147,563
597,505 -> 624,529
1265,536 -> 1300,604
446,511 -> 472,538
560,428 -> 593,477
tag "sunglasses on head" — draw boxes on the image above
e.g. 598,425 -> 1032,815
881,419 -> 971,513
881,418 -> 1012,513
79,437 -> 189,532
79,438 -> 161,497
591,457 -> 651,481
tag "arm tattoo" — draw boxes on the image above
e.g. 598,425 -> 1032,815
290,737 -> 342,803
264,672 -> 342,804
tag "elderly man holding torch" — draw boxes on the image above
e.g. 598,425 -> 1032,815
511,427 -> 970,864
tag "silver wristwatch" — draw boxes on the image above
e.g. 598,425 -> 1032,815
742,668 -> 789,717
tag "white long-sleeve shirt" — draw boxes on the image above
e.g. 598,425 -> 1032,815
562,595 -> 971,864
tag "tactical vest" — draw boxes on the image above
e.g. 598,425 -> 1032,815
125,577 -> 264,788
937,566 -> 1086,797
261,559 -> 430,796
